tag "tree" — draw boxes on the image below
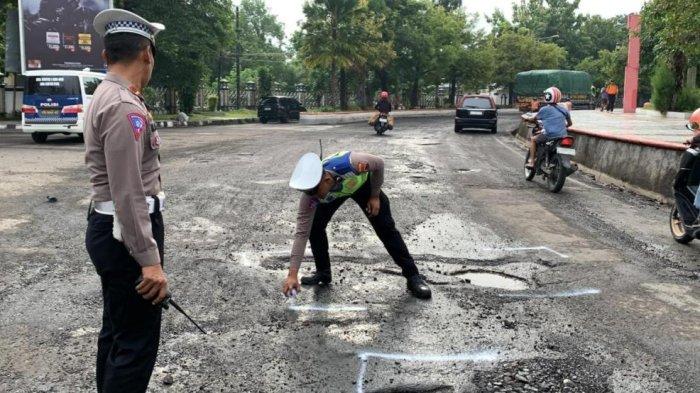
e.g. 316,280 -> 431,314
576,46 -> 627,87
299,0 -> 391,110
490,29 -> 567,100
433,0 -> 462,11
642,0 -> 700,108
120,0 -> 234,113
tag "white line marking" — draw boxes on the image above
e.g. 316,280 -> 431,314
483,246 -> 570,258
492,137 -> 595,190
288,304 -> 367,313
498,288 -> 601,298
355,350 -> 499,393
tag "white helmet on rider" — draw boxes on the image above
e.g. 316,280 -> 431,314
543,87 -> 562,104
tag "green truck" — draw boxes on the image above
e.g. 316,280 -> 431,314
514,70 -> 592,111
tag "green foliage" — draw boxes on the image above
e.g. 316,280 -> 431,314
258,67 -> 272,97
676,87 -> 700,112
120,0 -> 234,113
142,87 -> 158,108
642,0 -> 700,108
576,46 -> 627,87
490,30 -> 567,89
651,63 -> 676,114
207,95 -> 219,112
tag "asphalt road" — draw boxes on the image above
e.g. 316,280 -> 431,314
0,112 -> 698,393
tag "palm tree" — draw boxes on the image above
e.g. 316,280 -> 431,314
300,0 -> 391,110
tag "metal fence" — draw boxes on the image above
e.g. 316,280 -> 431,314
146,85 -> 460,114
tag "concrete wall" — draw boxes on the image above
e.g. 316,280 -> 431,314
515,122 -> 685,199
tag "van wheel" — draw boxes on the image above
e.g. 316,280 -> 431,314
31,133 -> 48,144
77,134 -> 84,143
260,118 -> 268,124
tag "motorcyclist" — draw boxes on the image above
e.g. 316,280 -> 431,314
526,86 -> 572,168
369,91 -> 395,130
684,108 -> 700,224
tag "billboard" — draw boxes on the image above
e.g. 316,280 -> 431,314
19,0 -> 113,74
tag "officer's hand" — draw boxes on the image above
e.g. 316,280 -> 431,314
137,265 -> 168,305
282,274 -> 301,297
366,196 -> 380,217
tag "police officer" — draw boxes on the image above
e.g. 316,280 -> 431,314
85,9 -> 166,393
282,151 -> 432,299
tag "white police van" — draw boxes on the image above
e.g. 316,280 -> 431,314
22,69 -> 105,143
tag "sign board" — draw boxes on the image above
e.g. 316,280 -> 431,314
18,0 -> 113,74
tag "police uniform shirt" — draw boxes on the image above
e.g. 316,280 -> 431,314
84,72 -> 162,267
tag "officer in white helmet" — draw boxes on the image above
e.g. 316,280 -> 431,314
283,151 -> 432,299
85,8 -> 166,393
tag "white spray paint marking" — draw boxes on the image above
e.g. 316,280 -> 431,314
253,179 -> 287,185
288,304 -> 368,312
498,288 -> 601,298
484,246 -> 570,258
355,350 -> 499,393
492,136 -> 595,190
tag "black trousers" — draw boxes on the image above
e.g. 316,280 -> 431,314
607,94 -> 616,111
309,181 -> 420,278
85,210 -> 164,393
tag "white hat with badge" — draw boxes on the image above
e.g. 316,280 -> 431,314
94,9 -> 165,44
289,153 -> 323,191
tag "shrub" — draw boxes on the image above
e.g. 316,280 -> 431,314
675,87 -> 700,112
651,63 -> 675,114
207,95 -> 219,112
142,86 -> 158,108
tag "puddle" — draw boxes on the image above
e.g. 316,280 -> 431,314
458,272 -> 528,291
455,168 -> 481,174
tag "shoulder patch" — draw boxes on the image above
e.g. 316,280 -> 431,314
356,161 -> 370,173
127,113 -> 148,141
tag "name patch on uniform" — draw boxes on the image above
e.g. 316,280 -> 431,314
127,113 -> 147,141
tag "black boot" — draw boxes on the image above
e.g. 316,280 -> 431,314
407,275 -> 431,299
301,271 -> 332,286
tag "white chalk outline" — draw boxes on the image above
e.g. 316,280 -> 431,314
483,246 -> 570,259
498,288 -> 601,299
355,350 -> 499,393
288,304 -> 367,312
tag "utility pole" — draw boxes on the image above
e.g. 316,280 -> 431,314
235,6 -> 241,110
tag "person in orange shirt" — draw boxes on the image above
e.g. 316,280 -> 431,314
605,80 -> 619,112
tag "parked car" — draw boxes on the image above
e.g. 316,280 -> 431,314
454,95 -> 497,133
22,69 -> 105,143
257,96 -> 306,124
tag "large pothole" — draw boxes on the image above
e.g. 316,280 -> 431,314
455,271 -> 529,291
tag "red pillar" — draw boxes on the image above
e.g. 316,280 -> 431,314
623,13 -> 641,113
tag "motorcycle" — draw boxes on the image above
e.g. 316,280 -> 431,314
374,113 -> 390,135
669,145 -> 700,243
522,112 -> 578,193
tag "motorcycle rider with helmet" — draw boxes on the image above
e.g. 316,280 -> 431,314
526,86 -> 573,168
369,91 -> 395,130
684,108 -> 700,225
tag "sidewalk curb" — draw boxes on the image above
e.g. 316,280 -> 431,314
154,117 -> 258,128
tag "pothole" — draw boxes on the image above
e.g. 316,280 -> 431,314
454,271 -> 529,291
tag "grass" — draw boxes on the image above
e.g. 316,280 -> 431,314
153,109 -> 256,122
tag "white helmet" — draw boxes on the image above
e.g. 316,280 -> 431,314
543,86 -> 562,104
289,153 -> 323,191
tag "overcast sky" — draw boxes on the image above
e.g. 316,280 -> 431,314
240,0 -> 647,41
